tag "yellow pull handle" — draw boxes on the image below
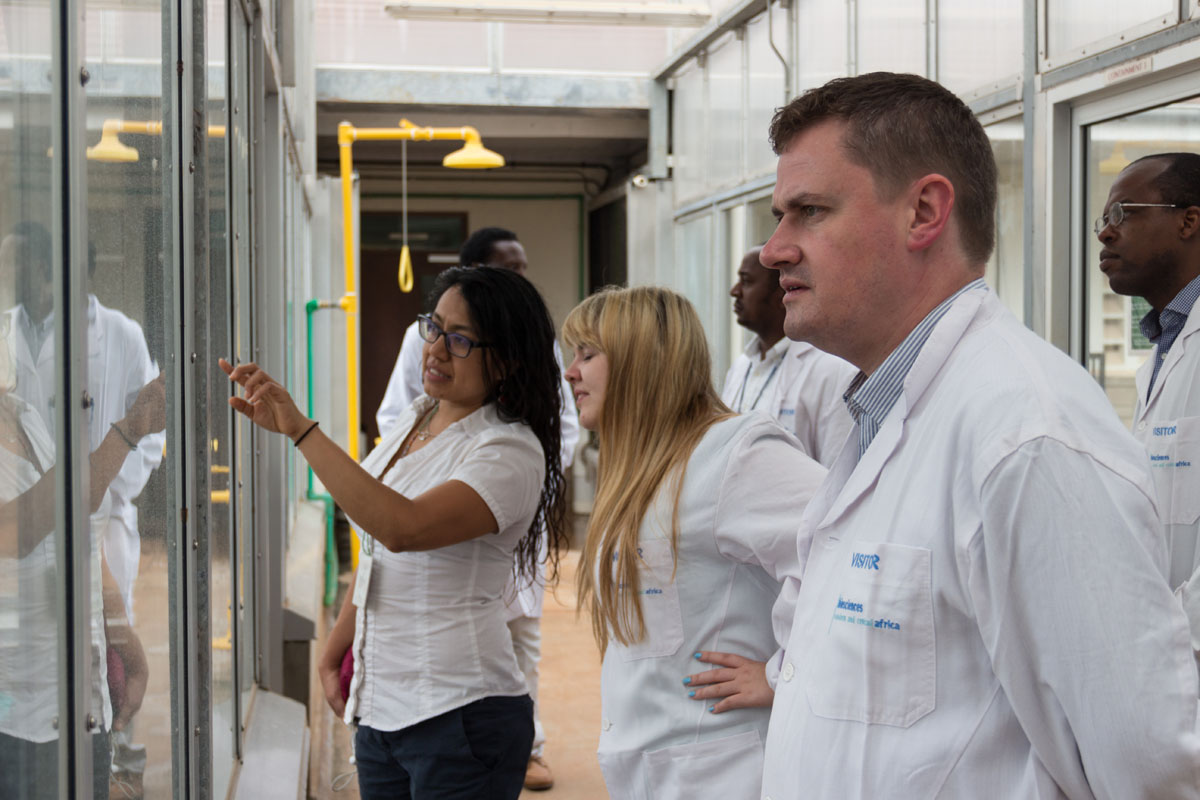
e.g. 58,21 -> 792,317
398,245 -> 414,293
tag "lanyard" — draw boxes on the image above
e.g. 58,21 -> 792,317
734,357 -> 782,412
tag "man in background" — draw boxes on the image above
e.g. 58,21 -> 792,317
722,245 -> 854,466
1096,151 -> 1200,664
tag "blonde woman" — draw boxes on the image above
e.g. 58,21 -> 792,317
563,287 -> 826,800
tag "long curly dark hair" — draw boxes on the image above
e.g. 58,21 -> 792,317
428,266 -> 568,585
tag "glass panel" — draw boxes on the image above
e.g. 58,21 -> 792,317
707,33 -> 742,190
938,0 -> 1022,95
1046,0 -> 1174,62
501,23 -> 668,72
746,12 -> 784,177
797,0 -> 847,93
0,2 -> 67,798
208,0 -> 236,793
986,119 -> 1025,321
1084,99 -> 1200,426
82,0 -> 174,797
314,2 -> 488,69
721,205 -> 746,370
856,0 -> 925,76
672,62 -> 707,205
676,212 -> 710,376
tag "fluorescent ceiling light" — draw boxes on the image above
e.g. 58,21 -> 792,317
383,0 -> 711,26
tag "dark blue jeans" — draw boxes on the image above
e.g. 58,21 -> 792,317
0,730 -> 111,799
355,694 -> 534,800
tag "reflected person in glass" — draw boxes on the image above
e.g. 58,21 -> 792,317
221,266 -> 568,800
0,222 -> 164,799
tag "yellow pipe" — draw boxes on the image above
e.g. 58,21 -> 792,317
101,118 -> 226,138
338,122 -> 363,567
333,118 -> 503,567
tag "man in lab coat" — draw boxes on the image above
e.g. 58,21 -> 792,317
1096,152 -> 1200,663
375,226 -> 579,791
758,73 -> 1200,799
721,245 -> 855,466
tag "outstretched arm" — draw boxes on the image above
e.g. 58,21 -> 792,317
220,359 -> 499,552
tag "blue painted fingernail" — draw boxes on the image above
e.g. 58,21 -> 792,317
708,705 -> 716,713
688,690 -> 695,698
682,676 -> 691,685
693,652 -> 702,659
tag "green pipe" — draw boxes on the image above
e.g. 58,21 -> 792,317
306,298 -> 340,607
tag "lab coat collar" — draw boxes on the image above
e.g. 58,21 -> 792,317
811,285 -> 989,532
1136,304 -> 1200,416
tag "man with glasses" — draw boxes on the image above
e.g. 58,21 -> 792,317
375,228 -> 577,791
1097,151 -> 1200,666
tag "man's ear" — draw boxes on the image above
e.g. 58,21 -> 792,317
1179,205 -> 1200,241
906,174 -> 955,253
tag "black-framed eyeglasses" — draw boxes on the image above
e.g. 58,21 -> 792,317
1093,201 -> 1188,235
417,314 -> 489,358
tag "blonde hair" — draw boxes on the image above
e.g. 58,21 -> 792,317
562,286 -> 731,653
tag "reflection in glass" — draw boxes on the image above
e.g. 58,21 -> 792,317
1085,99 -> 1200,425
985,119 -> 1025,322
0,4 -> 67,798
84,0 -> 173,797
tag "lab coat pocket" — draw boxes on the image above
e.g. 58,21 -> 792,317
639,729 -> 763,800
1162,417 -> 1200,526
617,540 -> 684,661
805,542 -> 935,727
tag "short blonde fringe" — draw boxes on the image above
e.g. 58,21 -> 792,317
562,286 -> 731,655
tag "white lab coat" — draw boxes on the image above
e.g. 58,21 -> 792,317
760,287 -> 1200,800
375,320 -> 580,620
1132,304 -> 1200,651
721,338 -> 856,467
6,297 -> 163,619
597,414 -> 825,800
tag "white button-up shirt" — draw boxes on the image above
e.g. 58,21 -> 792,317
343,398 -> 545,731
761,287 -> 1200,799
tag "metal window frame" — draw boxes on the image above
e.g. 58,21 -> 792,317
1038,0 -> 1178,72
52,0 -> 94,793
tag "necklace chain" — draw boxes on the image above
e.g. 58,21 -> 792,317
400,402 -> 439,457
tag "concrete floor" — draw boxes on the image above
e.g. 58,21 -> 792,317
318,547 -> 608,800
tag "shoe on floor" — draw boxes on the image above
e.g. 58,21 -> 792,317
524,754 -> 555,791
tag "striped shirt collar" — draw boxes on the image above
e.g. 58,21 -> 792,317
1139,272 -> 1200,398
844,278 -> 988,457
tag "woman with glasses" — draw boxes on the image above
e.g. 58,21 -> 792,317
221,266 -> 567,800
561,286 -> 826,800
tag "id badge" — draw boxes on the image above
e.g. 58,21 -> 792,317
352,537 -> 373,607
